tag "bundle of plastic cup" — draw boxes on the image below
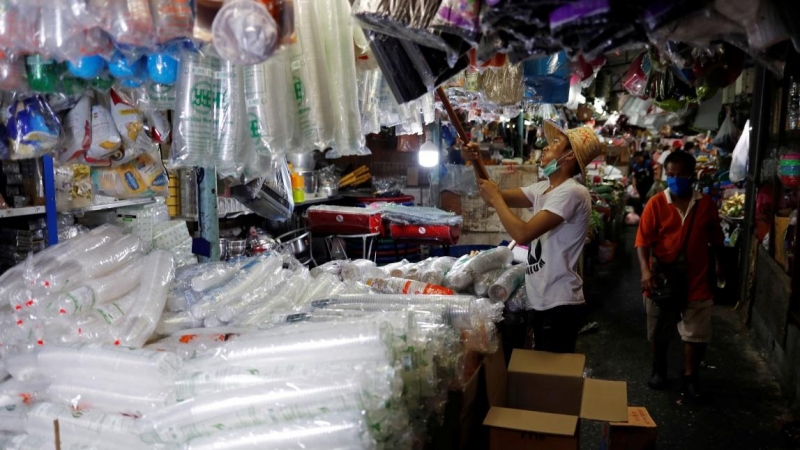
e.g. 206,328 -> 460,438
488,264 -> 527,303
443,247 -> 514,291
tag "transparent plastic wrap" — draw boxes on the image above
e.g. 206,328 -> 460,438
309,260 -> 345,278
90,0 -> 156,50
108,88 -> 153,164
321,0 -> 367,157
289,0 -> 335,152
403,258 -> 433,281
24,402 -> 145,449
442,254 -> 473,291
212,0 -> 280,65
381,260 -> 411,278
155,311 -> 204,336
479,63 -> 525,106
0,57 -> 29,92
47,258 -> 145,315
366,277 -> 454,296
118,250 -> 175,347
381,204 -> 462,226
420,256 -> 456,285
44,377 -> 174,415
0,403 -> 27,433
169,51 -> 216,169
180,412 -> 373,450
184,320 -> 390,370
215,59 -> 244,178
444,248 -> 512,292
523,52 -> 571,105
91,150 -> 169,199
230,271 -> 310,327
6,95 -> 61,160
340,259 -> 377,282
149,0 -> 195,44
146,328 -> 247,360
213,262 -> 288,323
189,255 -> 281,319
488,264 -> 526,304
357,55 -> 382,136
242,51 -> 296,181
505,284 -> 527,314
473,268 -> 503,297
35,0 -> 112,64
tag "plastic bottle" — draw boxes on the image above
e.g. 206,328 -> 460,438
366,278 -> 454,296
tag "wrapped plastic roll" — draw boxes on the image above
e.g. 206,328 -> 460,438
442,254 -> 473,291
146,328 -> 247,360
35,343 -> 182,384
296,272 -> 341,304
381,260 -> 410,278
170,51 -> 217,169
48,258 -> 144,315
215,268 -> 292,323
242,51 -> 296,181
0,403 -> 26,433
118,250 -> 176,347
420,257 -> 456,285
182,413 -> 371,450
488,265 -> 527,303
155,310 -> 204,336
25,402 -> 143,449
231,273 -> 309,327
506,285 -> 527,314
79,234 -> 145,280
190,255 -> 278,319
320,0 -> 366,156
340,259 -> 377,282
474,268 -> 504,297
44,378 -> 174,415
404,259 -> 433,281
366,277 -> 454,296
214,59 -> 244,178
289,0 -> 335,152
309,260 -> 345,278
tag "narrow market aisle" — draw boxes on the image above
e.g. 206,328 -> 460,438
578,226 -> 792,450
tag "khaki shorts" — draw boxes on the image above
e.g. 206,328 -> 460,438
644,297 -> 713,343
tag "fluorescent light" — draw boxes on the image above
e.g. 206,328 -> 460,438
418,142 -> 439,168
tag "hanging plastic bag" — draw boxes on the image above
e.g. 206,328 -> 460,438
479,62 -> 524,106
6,95 -> 62,160
242,51 -> 296,182
149,0 -> 195,44
712,112 -> 741,153
91,149 -> 169,199
622,52 -> 650,98
523,52 -> 571,104
87,92 -> 124,163
729,119 -> 750,183
90,0 -> 156,52
230,154 -> 294,221
59,94 -> 93,164
430,0 -> 482,45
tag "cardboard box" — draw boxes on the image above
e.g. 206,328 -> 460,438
483,349 -> 628,450
600,407 -> 657,450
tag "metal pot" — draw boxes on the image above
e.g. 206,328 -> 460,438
287,152 -> 316,172
321,185 -> 339,197
228,239 -> 248,258
219,238 -> 229,261
277,228 -> 311,256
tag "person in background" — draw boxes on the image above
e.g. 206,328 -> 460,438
683,141 -> 696,156
636,151 -> 725,401
461,120 -> 602,353
631,151 -> 654,209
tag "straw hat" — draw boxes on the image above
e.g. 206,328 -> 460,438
543,120 -> 603,178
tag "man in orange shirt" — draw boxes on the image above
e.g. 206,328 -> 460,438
636,151 -> 724,401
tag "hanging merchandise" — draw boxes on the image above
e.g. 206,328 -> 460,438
356,51 -> 382,136
212,0 -> 281,65
320,0 -> 367,158
89,92 -> 125,164
367,30 -> 468,104
729,119 -> 750,183
91,149 -> 169,199
170,50 -> 243,177
713,112 -> 742,153
429,0 -> 482,45
479,62 -> 524,106
230,154 -> 294,221
523,51 -> 571,104
149,0 -> 196,45
5,95 -> 62,160
622,52 -> 651,98
90,0 -> 157,53
242,51 -> 296,182
35,0 -> 114,65
288,0 -> 336,153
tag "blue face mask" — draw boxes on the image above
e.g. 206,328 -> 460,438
667,176 -> 692,197
541,151 -> 573,177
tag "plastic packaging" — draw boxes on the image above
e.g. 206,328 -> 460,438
91,150 -> 169,199
340,259 -> 377,282
420,257 -> 456,285
479,63 -> 525,106
91,0 -> 156,50
242,51 -> 296,181
6,95 -> 61,160
366,277 -> 454,296
213,0 -> 280,65
506,285 -> 527,314
488,265 -> 526,303
118,250 -> 175,347
25,402 -> 144,449
149,0 -> 195,44
444,248 -> 513,292
473,268 -> 503,297
48,258 -> 145,315
523,52 -> 571,104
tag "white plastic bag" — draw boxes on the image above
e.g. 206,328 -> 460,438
730,119 -> 750,183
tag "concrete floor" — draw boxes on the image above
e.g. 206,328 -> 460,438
578,226 -> 793,450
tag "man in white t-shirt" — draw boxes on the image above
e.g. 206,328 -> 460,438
462,120 -> 602,353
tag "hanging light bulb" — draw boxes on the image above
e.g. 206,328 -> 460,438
418,140 -> 439,168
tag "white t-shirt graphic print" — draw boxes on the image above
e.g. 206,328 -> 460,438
520,178 -> 591,311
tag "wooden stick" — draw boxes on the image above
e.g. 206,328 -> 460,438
436,86 -> 491,181
54,419 -> 61,450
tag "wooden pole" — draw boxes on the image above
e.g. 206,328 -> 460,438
54,419 -> 61,450
435,87 -> 491,181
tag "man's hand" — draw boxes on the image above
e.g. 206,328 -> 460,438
458,139 -> 480,161
641,268 -> 655,293
478,178 -> 503,207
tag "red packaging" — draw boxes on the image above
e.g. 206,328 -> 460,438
306,206 -> 383,235
389,223 -> 461,245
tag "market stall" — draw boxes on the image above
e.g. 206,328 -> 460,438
0,0 -> 794,448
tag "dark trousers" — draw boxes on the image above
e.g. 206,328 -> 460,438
529,304 -> 586,353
